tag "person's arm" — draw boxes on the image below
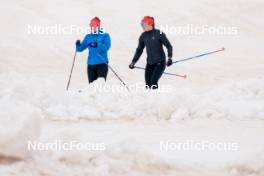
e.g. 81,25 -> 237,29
160,32 -> 173,58
76,35 -> 89,52
97,33 -> 111,52
132,34 -> 145,64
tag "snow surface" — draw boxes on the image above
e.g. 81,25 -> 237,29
0,0 -> 264,175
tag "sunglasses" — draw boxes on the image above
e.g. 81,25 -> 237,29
141,22 -> 148,28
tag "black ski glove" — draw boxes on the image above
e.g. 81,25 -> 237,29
129,62 -> 135,69
88,42 -> 98,48
167,58 -> 173,67
75,40 -> 81,46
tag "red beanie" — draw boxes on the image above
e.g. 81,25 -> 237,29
90,17 -> 101,27
141,16 -> 154,26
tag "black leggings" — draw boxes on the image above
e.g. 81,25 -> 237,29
87,63 -> 108,83
145,60 -> 166,89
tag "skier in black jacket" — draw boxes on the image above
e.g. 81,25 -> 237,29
129,16 -> 173,89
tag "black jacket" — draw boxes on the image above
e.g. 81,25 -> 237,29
132,29 -> 173,65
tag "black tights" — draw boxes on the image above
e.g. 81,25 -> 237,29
87,63 -> 108,83
145,61 -> 165,89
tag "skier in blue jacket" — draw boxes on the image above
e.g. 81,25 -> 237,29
76,17 -> 111,83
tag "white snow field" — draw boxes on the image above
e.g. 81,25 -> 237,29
0,0 -> 264,175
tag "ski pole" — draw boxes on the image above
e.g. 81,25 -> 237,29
173,47 -> 225,64
97,54 -> 131,92
134,66 -> 187,79
66,51 -> 77,91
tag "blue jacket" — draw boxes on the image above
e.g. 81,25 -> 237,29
76,32 -> 111,65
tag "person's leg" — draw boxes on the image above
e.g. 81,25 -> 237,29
145,64 -> 155,88
150,61 -> 166,89
96,63 -> 108,81
87,65 -> 98,83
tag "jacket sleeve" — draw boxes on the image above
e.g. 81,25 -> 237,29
160,32 -> 173,58
76,35 -> 89,52
97,33 -> 111,52
132,34 -> 145,63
